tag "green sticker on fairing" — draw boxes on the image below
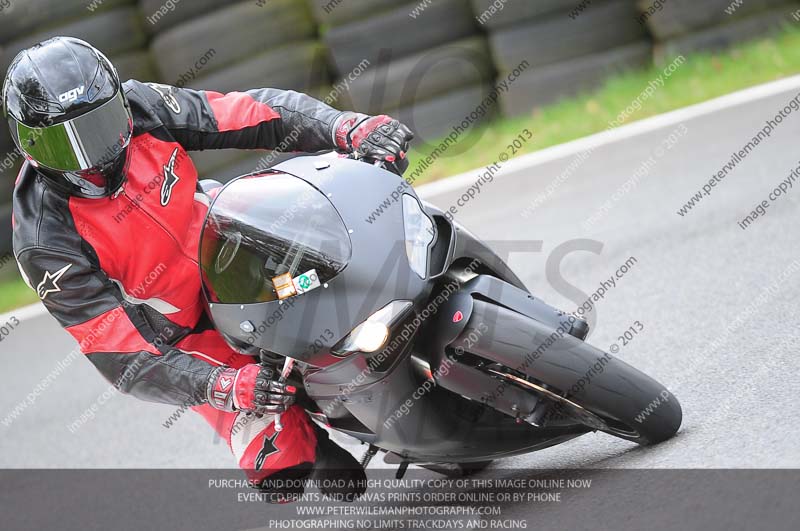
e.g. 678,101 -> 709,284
292,269 -> 321,295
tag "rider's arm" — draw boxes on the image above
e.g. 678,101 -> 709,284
131,80 -> 344,153
16,246 -> 214,406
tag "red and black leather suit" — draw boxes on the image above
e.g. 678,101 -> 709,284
12,81 -> 358,484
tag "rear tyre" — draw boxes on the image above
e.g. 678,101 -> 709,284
458,460 -> 492,476
420,461 -> 493,478
455,301 -> 682,445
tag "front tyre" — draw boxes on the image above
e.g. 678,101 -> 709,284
455,301 -> 682,445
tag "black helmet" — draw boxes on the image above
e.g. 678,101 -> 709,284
2,37 -> 133,198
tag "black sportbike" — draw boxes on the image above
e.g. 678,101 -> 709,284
198,154 -> 682,475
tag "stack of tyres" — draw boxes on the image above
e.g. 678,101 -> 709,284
146,0 -> 330,182
187,148 -> 298,186
638,0 -> 800,62
0,126 -> 18,198
0,40 -> 12,257
0,119 -> 16,256
470,0 -> 566,29
1,106 -> 19,257
0,160 -> 19,257
0,0 -> 154,253
344,37 -> 494,114
149,0 -> 317,87
138,0 -> 221,34
0,88 -> 11,163
480,0 -> 652,116
307,0 -> 399,28
307,0 -> 396,111
381,42 -> 499,152
324,0 -> 497,147
0,0 -> 152,82
324,0 -> 476,76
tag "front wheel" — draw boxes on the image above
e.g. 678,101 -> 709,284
453,301 -> 682,445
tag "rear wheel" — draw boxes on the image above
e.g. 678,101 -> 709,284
420,461 -> 493,478
453,301 -> 682,445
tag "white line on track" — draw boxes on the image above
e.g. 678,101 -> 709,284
416,74 -> 800,199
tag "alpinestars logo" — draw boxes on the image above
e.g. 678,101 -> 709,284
161,148 -> 180,207
255,432 -> 281,470
146,83 -> 181,114
36,264 -> 72,299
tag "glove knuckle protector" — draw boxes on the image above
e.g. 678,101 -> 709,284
209,363 -> 295,413
333,112 -> 412,174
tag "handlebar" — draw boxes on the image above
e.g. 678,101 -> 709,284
339,150 -> 386,168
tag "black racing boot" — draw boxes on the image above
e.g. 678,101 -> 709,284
257,463 -> 313,504
309,423 -> 367,502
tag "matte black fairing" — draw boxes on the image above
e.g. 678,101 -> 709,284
203,156 -> 431,366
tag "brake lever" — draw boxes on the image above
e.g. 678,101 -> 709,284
273,356 -> 295,432
339,150 -> 400,175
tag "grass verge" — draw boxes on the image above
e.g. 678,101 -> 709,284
406,26 -> 800,182
0,274 -> 36,314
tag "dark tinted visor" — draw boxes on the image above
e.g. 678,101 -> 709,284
14,91 -> 132,172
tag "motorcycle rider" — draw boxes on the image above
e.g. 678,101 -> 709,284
4,37 -> 413,502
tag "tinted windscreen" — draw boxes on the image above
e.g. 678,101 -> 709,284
200,173 -> 351,303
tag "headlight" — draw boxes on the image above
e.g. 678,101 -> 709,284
346,321 -> 390,353
334,301 -> 413,355
402,194 -> 435,278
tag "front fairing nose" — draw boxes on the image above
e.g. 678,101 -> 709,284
203,156 -> 431,365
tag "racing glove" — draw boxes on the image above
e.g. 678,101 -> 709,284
206,364 -> 295,414
334,112 -> 414,175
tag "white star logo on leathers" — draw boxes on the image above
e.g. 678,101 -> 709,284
145,82 -> 182,114
161,148 -> 181,207
36,264 -> 72,299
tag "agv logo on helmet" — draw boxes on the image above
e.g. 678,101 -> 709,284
58,85 -> 85,103
3,36 -> 132,198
